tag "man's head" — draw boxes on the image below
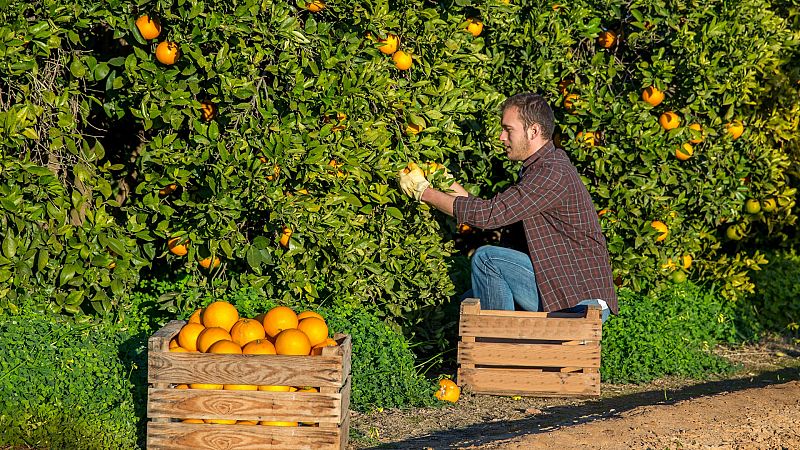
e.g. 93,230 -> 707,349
499,93 -> 555,161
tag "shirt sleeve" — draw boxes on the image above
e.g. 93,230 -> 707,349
453,161 -> 568,230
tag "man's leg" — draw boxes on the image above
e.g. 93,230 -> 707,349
470,245 -> 539,311
559,299 -> 611,323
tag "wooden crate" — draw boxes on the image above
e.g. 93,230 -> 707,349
147,320 -> 352,450
457,298 -> 602,397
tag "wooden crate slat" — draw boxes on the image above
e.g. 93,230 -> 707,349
459,367 -> 600,397
339,375 -> 351,425
458,298 -> 587,319
149,320 -> 186,352
149,353 -> 344,387
338,410 -> 350,450
147,422 -> 341,450
459,314 -> 600,341
457,341 -> 600,368
333,334 -> 352,378
148,388 -> 342,423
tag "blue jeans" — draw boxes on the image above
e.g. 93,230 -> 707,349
558,299 -> 611,323
470,246 -> 540,312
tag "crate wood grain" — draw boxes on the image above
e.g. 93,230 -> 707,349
457,298 -> 602,397
147,320 -> 351,450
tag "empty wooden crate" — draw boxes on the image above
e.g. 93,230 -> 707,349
457,298 -> 602,397
147,320 -> 352,450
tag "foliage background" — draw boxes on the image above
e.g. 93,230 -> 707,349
1,0 -> 799,447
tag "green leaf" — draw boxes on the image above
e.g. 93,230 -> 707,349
2,234 -> 17,258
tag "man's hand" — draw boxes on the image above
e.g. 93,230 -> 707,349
397,162 -> 431,202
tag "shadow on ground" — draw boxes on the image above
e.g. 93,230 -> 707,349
366,365 -> 800,449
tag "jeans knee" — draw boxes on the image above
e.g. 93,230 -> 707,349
471,246 -> 498,274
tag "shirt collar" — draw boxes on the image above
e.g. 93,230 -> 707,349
521,140 -> 555,171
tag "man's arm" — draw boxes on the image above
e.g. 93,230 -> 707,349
421,182 -> 468,217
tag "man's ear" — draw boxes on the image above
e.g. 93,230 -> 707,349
526,123 -> 539,141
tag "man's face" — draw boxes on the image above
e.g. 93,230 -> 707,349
499,107 -> 536,161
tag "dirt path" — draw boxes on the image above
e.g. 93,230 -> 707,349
473,380 -> 800,450
349,341 -> 800,449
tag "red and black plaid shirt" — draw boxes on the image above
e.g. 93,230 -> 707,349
453,141 -> 618,314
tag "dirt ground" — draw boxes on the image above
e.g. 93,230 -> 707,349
348,338 -> 800,449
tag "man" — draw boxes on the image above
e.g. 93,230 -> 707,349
398,93 -> 617,321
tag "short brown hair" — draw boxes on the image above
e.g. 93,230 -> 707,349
500,93 -> 555,141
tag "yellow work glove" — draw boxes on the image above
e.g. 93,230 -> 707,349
397,162 -> 431,202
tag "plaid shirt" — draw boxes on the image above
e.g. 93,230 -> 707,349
453,141 -> 618,314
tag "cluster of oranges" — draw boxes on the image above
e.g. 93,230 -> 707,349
562,32 -> 745,161
645,85 -> 744,161
169,301 -> 337,425
134,15 -> 179,65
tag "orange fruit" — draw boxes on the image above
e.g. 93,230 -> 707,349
650,220 -> 669,242
762,198 -> 777,213
297,317 -> 328,347
259,421 -> 298,426
159,183 -> 177,196
243,338 -> 277,355
258,385 -> 292,392
274,329 -> 312,355
175,384 -> 189,389
198,256 -> 221,270
458,223 -> 472,234
392,51 -> 412,70
196,327 -> 233,353
688,123 -> 703,143
297,310 -> 324,321
297,387 -> 318,393
310,337 -> 338,356
306,0 -> 325,12
435,379 -> 461,402
576,131 -> 596,146
237,420 -> 259,425
135,15 -> 161,40
155,41 -> 180,65
190,383 -> 223,390
168,237 -> 188,256
177,323 -> 205,352
188,308 -> 203,324
170,346 -> 190,353
169,338 -> 179,349
557,79 -> 573,94
279,226 -> 292,248
744,199 -> 761,214
659,111 -> 680,130
205,418 -> 237,424
564,93 -> 579,114
681,255 -> 693,270
378,34 -> 399,55
641,86 -> 664,106
182,418 -> 204,424
200,101 -> 216,121
675,143 -> 693,161
265,164 -> 280,181
202,301 -> 240,331
224,384 -> 258,390
725,120 -> 744,139
466,19 -> 483,37
262,306 -> 298,338
597,30 -> 616,48
230,318 -> 267,347
208,339 -> 242,354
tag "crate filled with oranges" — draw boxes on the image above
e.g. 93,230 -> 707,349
146,301 -> 351,450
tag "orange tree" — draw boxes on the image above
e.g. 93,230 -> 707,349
474,0 -> 800,300
1,0 -> 798,326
